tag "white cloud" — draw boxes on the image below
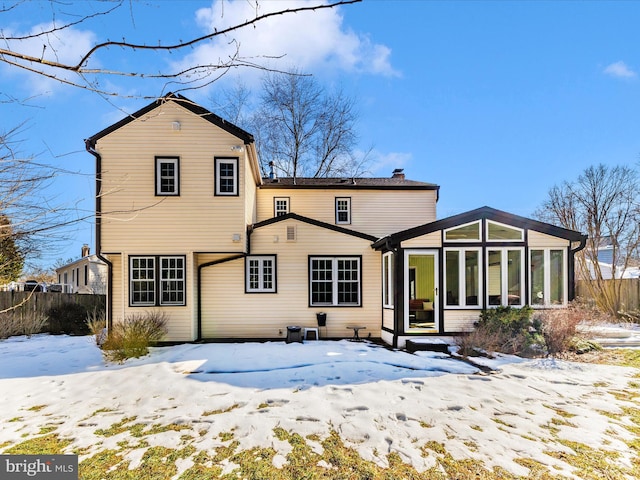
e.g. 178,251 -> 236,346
2,23 -> 97,95
367,150 -> 412,176
603,61 -> 636,79
178,0 -> 399,86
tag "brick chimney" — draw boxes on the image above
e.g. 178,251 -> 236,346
392,168 -> 405,180
81,244 -> 90,257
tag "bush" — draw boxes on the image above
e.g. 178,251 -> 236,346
0,309 -> 48,339
46,302 -> 91,335
86,308 -> 107,345
101,311 -> 168,362
473,305 -> 543,356
536,305 -> 584,355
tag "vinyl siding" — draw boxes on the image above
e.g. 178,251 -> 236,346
401,231 -> 441,248
108,251 -> 195,341
257,189 -> 437,238
201,219 -> 381,339
443,310 -> 479,332
382,308 -> 394,330
528,230 -> 570,248
96,101 -> 250,254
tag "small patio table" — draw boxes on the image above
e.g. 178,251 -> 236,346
346,325 -> 366,342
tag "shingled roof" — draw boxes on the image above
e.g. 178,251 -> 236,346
260,176 -> 439,190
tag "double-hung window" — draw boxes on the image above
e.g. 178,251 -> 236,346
215,157 -> 238,196
530,249 -> 566,306
130,255 -> 185,306
335,197 -> 351,224
246,256 -> 276,293
155,157 -> 179,196
444,248 -> 481,307
274,197 -> 290,217
310,256 -> 361,306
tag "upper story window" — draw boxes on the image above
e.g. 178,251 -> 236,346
215,157 -> 238,196
487,220 -> 523,241
274,197 -> 290,217
444,221 -> 481,242
335,197 -> 351,224
155,157 -> 180,196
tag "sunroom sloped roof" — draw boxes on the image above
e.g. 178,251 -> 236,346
372,206 -> 587,250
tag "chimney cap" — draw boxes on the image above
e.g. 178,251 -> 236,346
392,168 -> 405,179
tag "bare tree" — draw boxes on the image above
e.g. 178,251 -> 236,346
251,70 -> 363,179
0,0 -> 360,98
534,164 -> 640,316
0,124 -> 77,274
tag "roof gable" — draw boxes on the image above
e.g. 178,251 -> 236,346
86,93 -> 254,147
252,213 -> 378,242
374,206 -> 586,249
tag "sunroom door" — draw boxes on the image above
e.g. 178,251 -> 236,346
404,250 -> 439,332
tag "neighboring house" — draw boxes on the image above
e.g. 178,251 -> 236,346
55,244 -> 107,294
85,93 -> 587,348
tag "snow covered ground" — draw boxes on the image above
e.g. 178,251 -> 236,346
0,334 -> 638,477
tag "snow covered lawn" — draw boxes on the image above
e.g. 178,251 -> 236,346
0,334 -> 638,479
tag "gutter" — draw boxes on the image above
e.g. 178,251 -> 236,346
85,139 -> 114,331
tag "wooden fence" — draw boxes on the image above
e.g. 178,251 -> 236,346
576,279 -> 640,312
0,292 -> 105,316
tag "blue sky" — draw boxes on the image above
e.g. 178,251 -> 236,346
2,0 -> 639,268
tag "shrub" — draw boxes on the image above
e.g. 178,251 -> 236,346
46,302 -> 91,335
473,305 -> 542,356
536,306 -> 583,355
454,327 -> 504,358
101,311 -> 168,362
86,308 -> 107,345
0,309 -> 48,339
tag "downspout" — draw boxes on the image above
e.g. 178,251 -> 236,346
85,139 -> 113,331
569,234 -> 588,302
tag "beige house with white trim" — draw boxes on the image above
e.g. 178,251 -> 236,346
86,94 -> 586,347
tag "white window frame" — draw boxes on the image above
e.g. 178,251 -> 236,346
529,248 -> 567,308
274,197 -> 290,217
309,256 -> 361,306
155,157 -> 180,196
444,247 -> 482,309
246,256 -> 277,293
486,220 -> 524,242
486,247 -> 524,307
160,256 -> 186,305
382,252 -> 394,308
215,157 -> 238,196
443,220 -> 482,242
335,197 -> 351,225
129,255 -> 186,306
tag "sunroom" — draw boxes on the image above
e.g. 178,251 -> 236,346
373,207 -> 587,348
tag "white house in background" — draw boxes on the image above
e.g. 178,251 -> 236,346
55,244 -> 107,294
